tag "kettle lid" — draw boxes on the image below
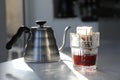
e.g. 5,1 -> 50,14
31,20 -> 52,30
36,20 -> 46,28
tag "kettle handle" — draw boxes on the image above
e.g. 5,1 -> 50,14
6,26 -> 30,50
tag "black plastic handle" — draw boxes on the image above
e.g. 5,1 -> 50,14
6,26 -> 30,50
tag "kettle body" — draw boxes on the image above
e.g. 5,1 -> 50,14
24,26 -> 59,62
6,20 -> 70,62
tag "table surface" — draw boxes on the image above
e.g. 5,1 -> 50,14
0,40 -> 120,80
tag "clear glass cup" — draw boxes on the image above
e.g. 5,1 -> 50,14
70,32 -> 100,72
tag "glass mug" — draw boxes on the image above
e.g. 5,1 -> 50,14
70,32 -> 100,72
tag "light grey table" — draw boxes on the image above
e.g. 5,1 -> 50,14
0,58 -> 78,80
0,40 -> 120,80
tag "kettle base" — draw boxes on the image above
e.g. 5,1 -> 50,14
24,57 -> 60,63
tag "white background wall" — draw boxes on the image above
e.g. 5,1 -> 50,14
6,0 -> 23,36
24,0 -> 98,47
99,18 -> 120,40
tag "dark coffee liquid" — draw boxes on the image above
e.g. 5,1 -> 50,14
73,54 -> 96,66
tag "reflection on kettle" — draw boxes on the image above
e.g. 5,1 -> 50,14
6,20 -> 70,63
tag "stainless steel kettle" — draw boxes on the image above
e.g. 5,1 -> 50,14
6,20 -> 70,62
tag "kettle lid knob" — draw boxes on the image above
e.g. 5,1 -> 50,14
35,20 -> 47,28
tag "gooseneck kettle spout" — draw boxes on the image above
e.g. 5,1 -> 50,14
59,26 -> 71,51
